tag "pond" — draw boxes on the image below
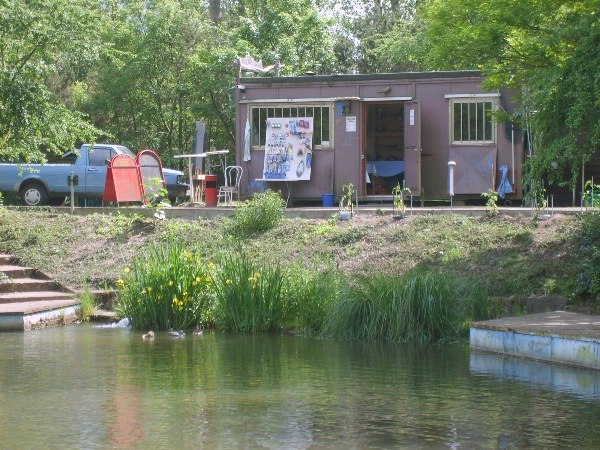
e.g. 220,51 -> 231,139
1,326 -> 600,449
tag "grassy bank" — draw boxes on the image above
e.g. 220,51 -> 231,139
0,202 -> 597,338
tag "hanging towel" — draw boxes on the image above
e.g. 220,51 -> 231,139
497,165 -> 512,198
243,117 -> 251,162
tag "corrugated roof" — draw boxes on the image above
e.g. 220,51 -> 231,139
240,70 -> 483,84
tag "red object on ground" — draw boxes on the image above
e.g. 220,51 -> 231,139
204,174 -> 218,207
103,155 -> 144,205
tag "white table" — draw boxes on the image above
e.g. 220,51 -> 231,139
174,150 -> 229,203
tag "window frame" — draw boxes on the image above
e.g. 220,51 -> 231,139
449,98 -> 497,145
249,103 -> 334,150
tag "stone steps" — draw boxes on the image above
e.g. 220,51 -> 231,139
0,254 -> 79,331
0,278 -> 61,294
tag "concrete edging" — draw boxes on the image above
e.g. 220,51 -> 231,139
470,327 -> 600,370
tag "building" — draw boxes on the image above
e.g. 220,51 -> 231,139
234,71 -> 523,204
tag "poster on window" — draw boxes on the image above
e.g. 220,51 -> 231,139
262,117 -> 313,181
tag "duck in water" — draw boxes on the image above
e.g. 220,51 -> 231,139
168,329 -> 185,338
142,331 -> 155,341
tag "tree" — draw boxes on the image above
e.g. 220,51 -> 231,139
377,0 -> 600,194
0,0 -> 103,162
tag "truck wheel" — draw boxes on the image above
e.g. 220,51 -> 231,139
20,183 -> 48,206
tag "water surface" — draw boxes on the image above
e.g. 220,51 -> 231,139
1,326 -> 599,449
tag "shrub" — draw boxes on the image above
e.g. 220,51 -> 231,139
211,252 -> 286,332
115,242 -> 214,330
232,190 -> 285,233
576,211 -> 600,299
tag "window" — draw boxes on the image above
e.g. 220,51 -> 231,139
88,147 -> 114,166
251,105 -> 332,149
451,99 -> 495,144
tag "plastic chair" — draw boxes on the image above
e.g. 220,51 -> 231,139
218,166 -> 243,206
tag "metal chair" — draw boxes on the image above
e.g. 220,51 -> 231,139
218,166 -> 243,206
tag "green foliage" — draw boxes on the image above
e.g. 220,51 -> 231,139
481,189 -> 499,217
211,252 -> 286,332
232,190 -> 285,233
339,182 -> 355,211
323,270 -> 499,342
392,183 -> 411,216
582,180 -> 600,208
286,266 -> 340,333
115,243 -> 214,330
78,288 -> 97,323
94,213 -> 145,236
0,0 -> 102,162
0,191 -> 3,207
575,211 -> 600,300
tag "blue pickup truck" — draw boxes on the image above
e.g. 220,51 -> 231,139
0,143 -> 188,206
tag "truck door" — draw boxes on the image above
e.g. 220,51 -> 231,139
85,146 -> 113,195
404,101 -> 422,196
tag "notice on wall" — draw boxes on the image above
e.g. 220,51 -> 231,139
346,116 -> 357,132
262,117 -> 313,181
409,109 -> 415,126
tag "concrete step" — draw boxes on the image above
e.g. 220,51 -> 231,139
0,265 -> 39,279
0,278 -> 61,294
0,254 -> 14,265
0,299 -> 80,331
0,290 -> 76,304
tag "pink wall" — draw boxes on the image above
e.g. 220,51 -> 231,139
235,72 -> 523,201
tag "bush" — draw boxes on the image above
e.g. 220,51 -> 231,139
576,211 -> 600,299
232,190 -> 285,233
115,242 -> 214,330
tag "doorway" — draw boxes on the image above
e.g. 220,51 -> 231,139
364,102 -> 405,197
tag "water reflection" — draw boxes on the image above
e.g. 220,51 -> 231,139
470,350 -> 600,400
1,327 -> 600,448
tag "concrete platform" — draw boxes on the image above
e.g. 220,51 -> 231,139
470,311 -> 600,370
0,299 -> 80,331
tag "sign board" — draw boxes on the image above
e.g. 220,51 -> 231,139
262,117 -> 313,181
346,116 -> 357,132
103,155 -> 144,205
136,150 -> 165,200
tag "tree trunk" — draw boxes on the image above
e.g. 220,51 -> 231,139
209,0 -> 221,23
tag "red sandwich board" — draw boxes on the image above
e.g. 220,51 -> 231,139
102,155 -> 144,205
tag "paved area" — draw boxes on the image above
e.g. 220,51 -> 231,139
9,204 -> 589,221
472,311 -> 600,341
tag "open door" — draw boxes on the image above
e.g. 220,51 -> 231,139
404,101 -> 421,195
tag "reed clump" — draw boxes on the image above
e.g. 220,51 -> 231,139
116,242 -> 500,340
322,270 -> 499,342
115,242 -> 214,330
211,252 -> 286,332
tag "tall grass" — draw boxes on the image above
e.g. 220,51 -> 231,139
322,270 -> 498,343
78,288 -> 97,322
115,242 -> 213,330
285,266 -> 340,334
212,253 -> 286,332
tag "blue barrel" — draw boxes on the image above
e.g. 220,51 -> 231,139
322,193 -> 335,207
